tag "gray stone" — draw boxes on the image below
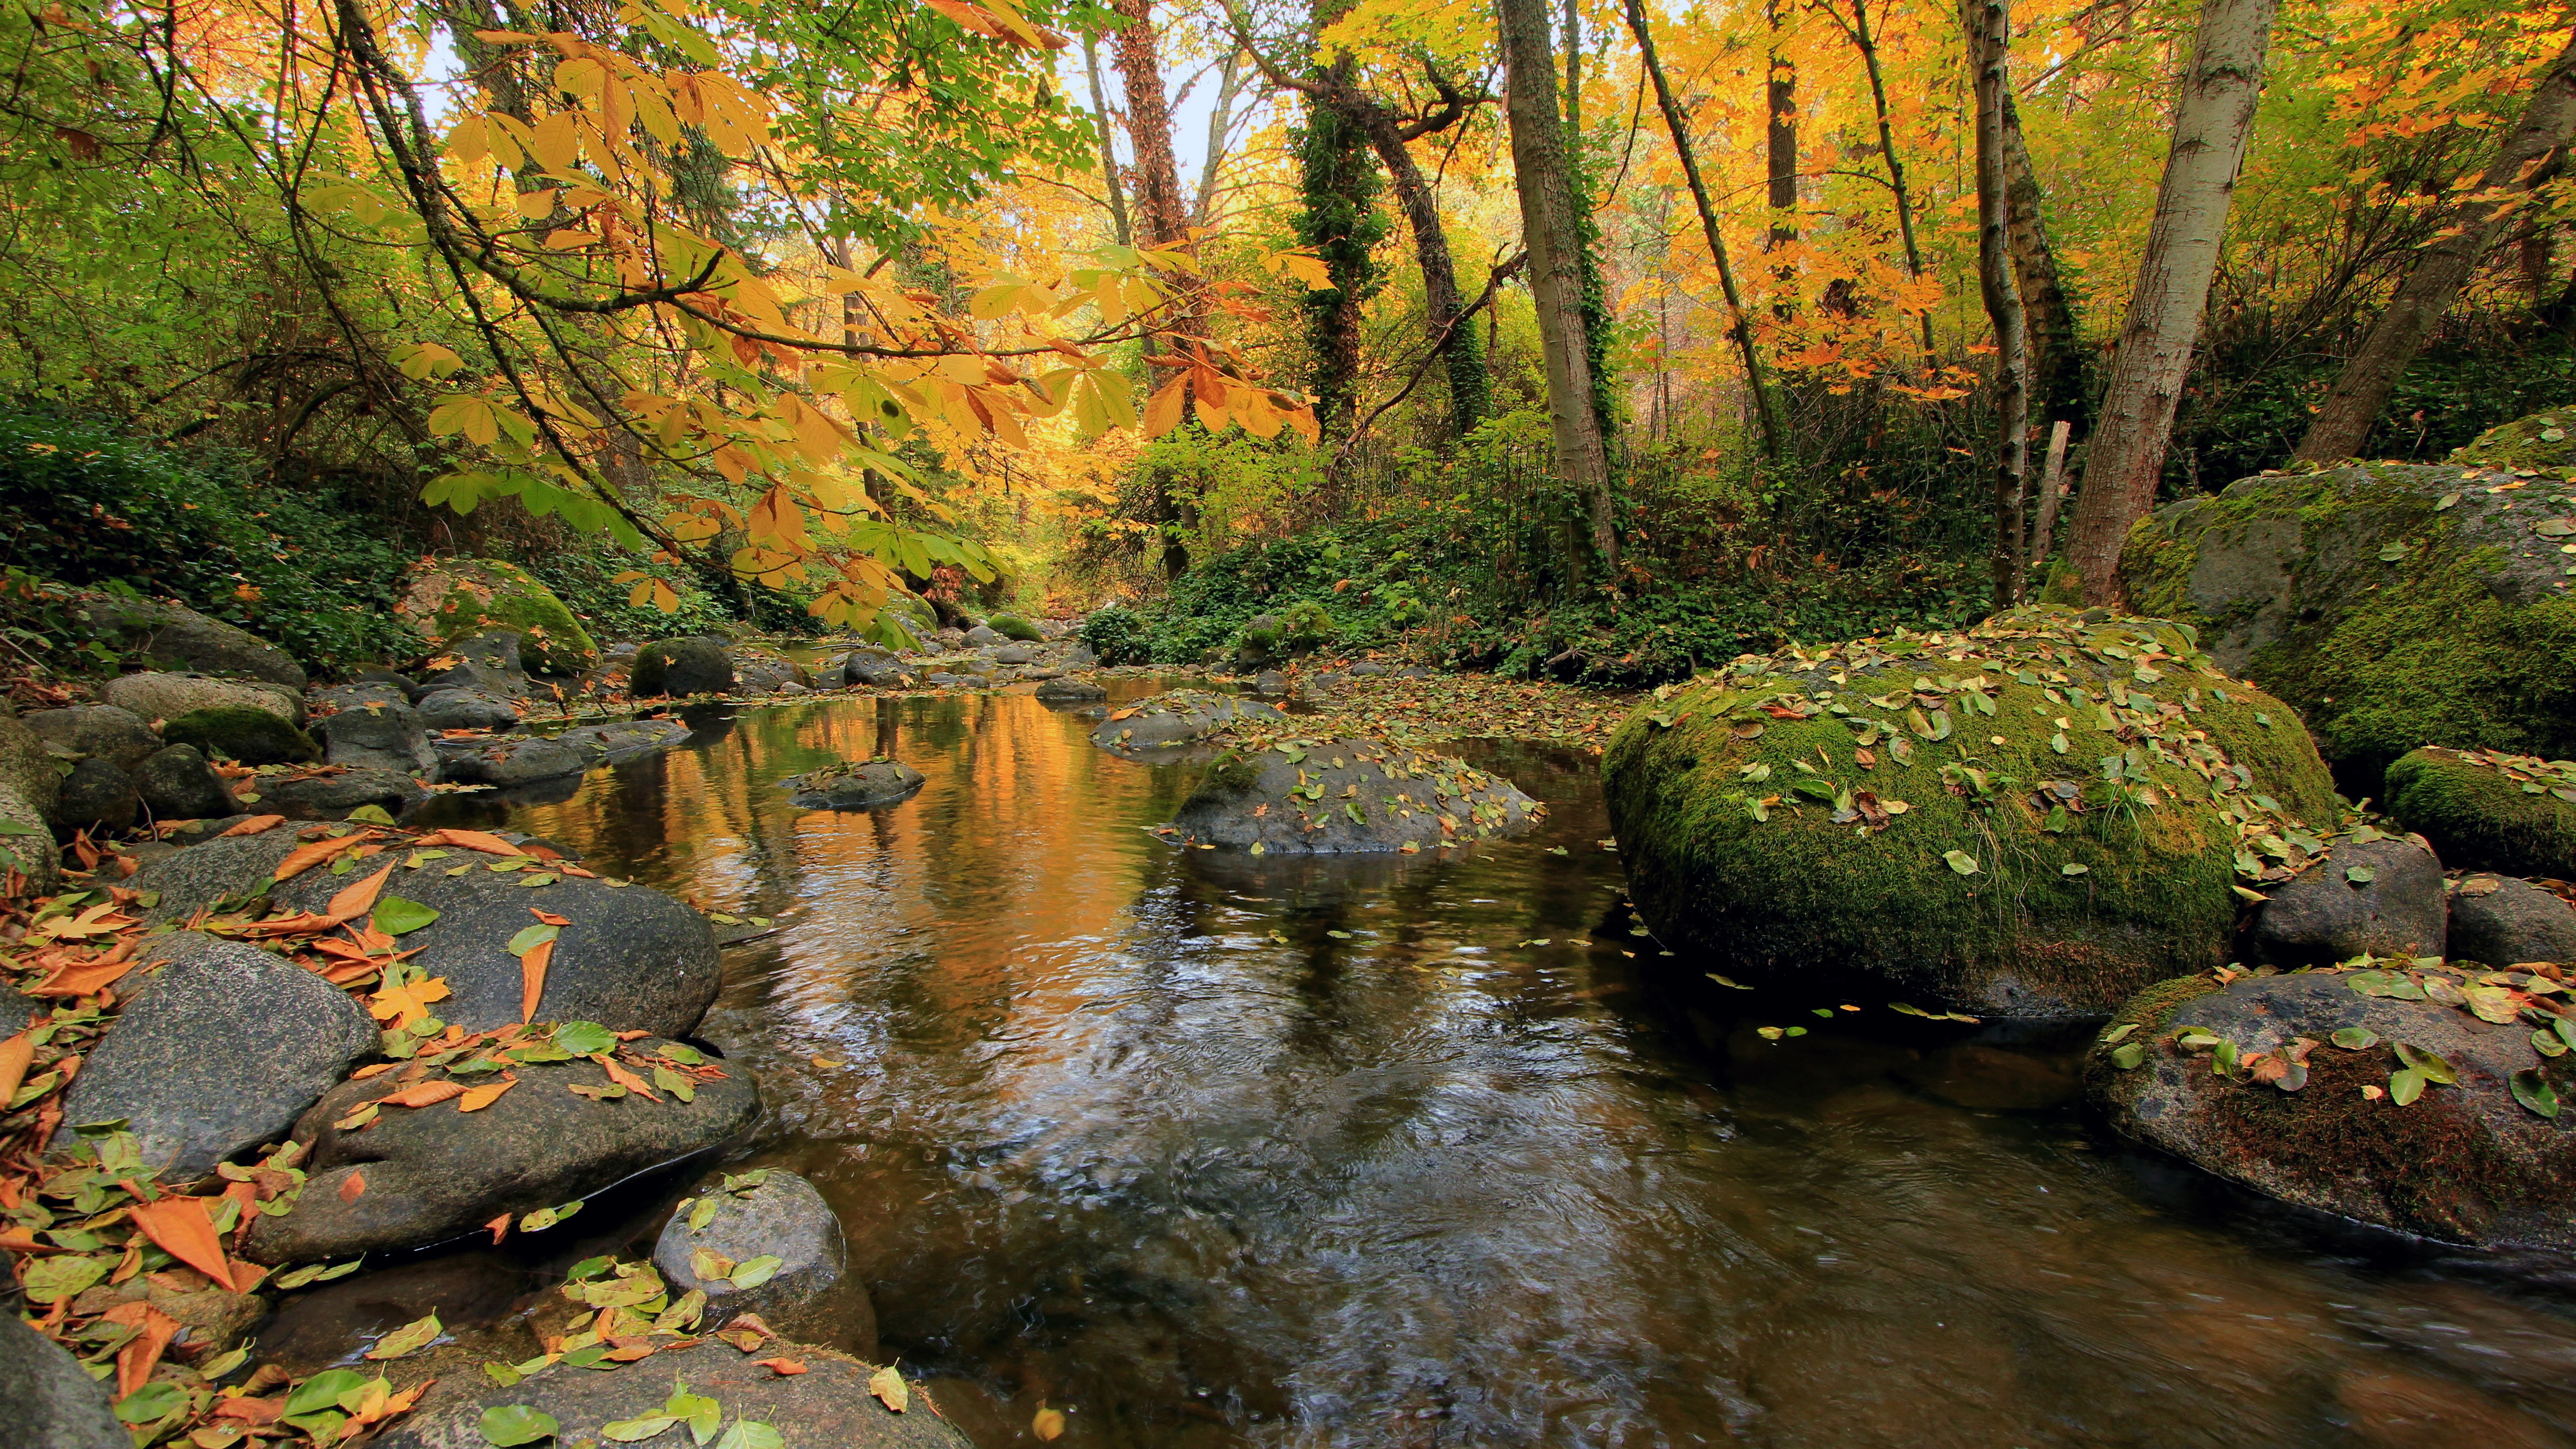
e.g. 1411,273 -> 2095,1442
101,670 -> 302,727
131,744 -> 236,821
21,704 -> 159,769
2249,838 -> 2449,967
49,758 -> 137,835
1169,737 -> 1541,854
2449,875 -> 2576,967
54,934 -> 376,1181
733,656 -> 808,694
992,645 -> 1038,666
783,759 -> 925,810
313,686 -> 435,775
414,688 -> 522,732
370,1339 -> 967,1449
1033,677 -> 1107,705
435,734 -> 591,788
257,767 -> 426,821
1089,689 -> 1288,753
553,718 -> 691,764
1254,669 -> 1289,695
653,1169 -> 866,1345
244,1036 -> 760,1264
1346,662 -> 1390,677
633,638 -> 734,697
76,592 -> 306,690
962,624 -> 1005,646
841,649 -> 912,689
1061,643 -> 1098,669
0,1312 -> 127,1449
160,705 -> 319,766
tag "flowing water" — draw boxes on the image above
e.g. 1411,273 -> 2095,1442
274,683 -> 2576,1447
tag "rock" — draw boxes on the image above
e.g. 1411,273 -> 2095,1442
435,734 -> 592,788
312,686 -> 435,775
732,655 -> 809,694
962,624 -> 1005,646
396,558 -> 599,676
1254,669 -> 1289,695
2119,428 -> 2576,781
129,833 -> 722,1037
782,758 -> 925,810
1089,689 -> 1288,753
2247,838 -> 2447,966
985,612 -> 1042,642
101,670 -> 301,727
633,638 -> 734,697
2383,746 -> 2576,881
131,743 -> 236,821
244,1036 -> 759,1264
21,704 -> 160,769
53,934 -> 377,1181
256,766 -> 426,821
1062,643 -> 1098,669
76,591 -> 306,689
69,1276 -> 263,1354
1170,738 -> 1540,853
370,1338 -> 968,1449
1603,606 -> 2346,1017
416,632 -> 530,699
653,1169 -> 864,1344
1346,661 -> 1391,677
414,688 -> 523,732
553,718 -> 691,764
0,1312 -> 127,1449
160,704 -> 320,766
1033,677 -> 1107,704
2448,875 -> 2576,967
841,649 -> 912,688
49,758 -> 137,835
991,644 -> 1038,666
2085,966 -> 2576,1246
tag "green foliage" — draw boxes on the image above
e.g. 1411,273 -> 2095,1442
1278,600 -> 1337,652
1077,603 -> 1152,665
406,558 -> 597,675
0,412 -> 421,672
2383,747 -> 2576,880
1292,104 -> 1390,427
524,550 -> 737,645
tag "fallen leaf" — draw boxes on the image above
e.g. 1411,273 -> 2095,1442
274,831 -> 370,881
868,1363 -> 909,1412
753,1357 -> 808,1376
340,1171 -> 368,1202
325,862 -> 398,922
217,814 -> 287,837
367,1310 -> 443,1360
1032,1405 -> 1066,1441
125,1195 -> 236,1290
0,1031 -> 31,1105
102,1301 -> 180,1398
485,1213 -> 512,1244
458,1074 -> 518,1111
419,828 -> 525,856
519,937 -> 554,1022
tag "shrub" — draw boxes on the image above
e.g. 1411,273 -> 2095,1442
1079,603 -> 1152,664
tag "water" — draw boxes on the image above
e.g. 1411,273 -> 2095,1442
287,684 -> 2576,1446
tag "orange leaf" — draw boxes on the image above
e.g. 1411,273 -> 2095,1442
485,1213 -> 512,1244
103,1301 -> 179,1398
325,862 -> 397,923
273,832 -> 370,881
217,814 -> 287,838
752,1357 -> 808,1375
519,938 -> 554,1023
32,956 -> 138,997
1141,373 -> 1187,437
458,1074 -> 517,1111
125,1196 -> 235,1290
212,1396 -> 284,1426
378,1079 -> 467,1109
339,1171 -> 368,1202
414,828 -> 524,856
351,1061 -> 402,1080
530,908 -> 570,927
0,1031 -> 31,1105
594,1054 -> 660,1101
368,975 -> 451,1028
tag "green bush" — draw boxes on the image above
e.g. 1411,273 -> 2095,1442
1279,600 -> 1337,652
987,612 -> 1043,642
1078,604 -> 1152,665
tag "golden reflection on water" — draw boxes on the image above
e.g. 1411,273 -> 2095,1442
413,686 -> 2576,1449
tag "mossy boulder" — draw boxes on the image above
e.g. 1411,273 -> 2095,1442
2383,746 -> 2576,880
631,637 -> 734,697
397,557 -> 598,676
1169,737 -> 1541,853
2119,438 -> 2576,782
783,757 -> 925,809
2085,965 -> 2576,1247
1602,607 -> 2342,1017
2452,407 -> 2576,473
985,612 -> 1042,642
159,705 -> 319,766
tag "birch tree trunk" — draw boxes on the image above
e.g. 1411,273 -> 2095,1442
2002,90 -> 2085,435
1080,35 -> 1133,246
1969,0 -> 2029,607
2293,35 -> 2576,463
2062,0 -> 2278,604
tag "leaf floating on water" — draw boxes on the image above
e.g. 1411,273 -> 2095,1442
2512,1068 -> 2561,1119
1706,974 -> 1753,989
1942,850 -> 1980,875
869,1364 -> 910,1412
1032,1406 -> 1067,1441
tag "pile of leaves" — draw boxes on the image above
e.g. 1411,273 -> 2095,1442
2426,747 -> 2576,802
1293,671 -> 1642,752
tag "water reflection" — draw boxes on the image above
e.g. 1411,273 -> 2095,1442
407,685 -> 2576,1447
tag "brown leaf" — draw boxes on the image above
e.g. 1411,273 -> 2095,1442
379,1079 -> 467,1109
325,862 -> 398,923
753,1357 -> 808,1376
339,1171 -> 368,1202
32,955 -> 138,997
125,1196 -> 235,1290
530,908 -> 571,926
54,125 -> 100,159
595,1054 -> 659,1101
103,1301 -> 179,1398
0,1031 -> 31,1105
457,1074 -> 517,1111
217,814 -> 287,838
415,828 -> 524,856
273,831 -> 370,882
484,1213 -> 512,1245
211,1395 -> 284,1426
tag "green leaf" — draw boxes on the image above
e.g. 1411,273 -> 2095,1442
2061,862 -> 2089,876
729,1254 -> 785,1290
2329,1027 -> 2380,1050
602,1414 -> 681,1441
481,1404 -> 562,1446
2376,542 -> 2408,561
711,1423 -> 785,1449
2513,1068 -> 2562,1118
113,1381 -> 187,1424
2434,490 -> 2462,511
285,1368 -> 371,1419
2345,865 -> 2376,884
2394,1041 -> 2459,1085
1941,850 -> 1979,875
0,818 -> 43,836
367,1310 -> 443,1360
553,1021 -> 616,1056
688,1196 -> 720,1232
2389,1067 -> 2425,1106
20,1252 -> 106,1303
2110,1041 -> 2147,1070
346,803 -> 398,825
506,923 -> 561,955
373,895 -> 441,935
2534,1027 -> 2568,1058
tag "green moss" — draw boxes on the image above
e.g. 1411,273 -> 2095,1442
400,558 -> 598,676
1184,750 -> 1264,810
1603,606 -> 2342,1015
2384,746 -> 2576,878
2453,407 -> 2576,473
161,705 -> 317,766
986,613 -> 1043,642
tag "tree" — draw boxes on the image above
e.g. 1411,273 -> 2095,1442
1499,0 -> 1618,583
2062,0 -> 2280,604
1968,0 -> 2029,606
2294,34 -> 2576,463
1292,86 -> 1389,444
2002,91 -> 2086,435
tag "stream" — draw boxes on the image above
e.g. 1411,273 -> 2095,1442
265,683 -> 2576,1447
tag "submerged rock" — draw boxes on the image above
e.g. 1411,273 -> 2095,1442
160,704 -> 320,766
2245,837 -> 2447,967
2448,875 -> 2576,967
245,1034 -> 759,1264
2086,965 -> 2576,1247
1169,738 -> 1540,853
397,557 -> 598,677
653,1168 -> 869,1348
1603,607 -> 2344,1017
783,758 -> 924,810
1089,689 -> 1287,753
0,1313 -> 126,1449
2383,746 -> 2576,881
633,637 -> 734,697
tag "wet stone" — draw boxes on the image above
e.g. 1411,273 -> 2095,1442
1089,689 -> 1287,753
783,758 -> 925,810
2448,875 -> 2576,967
1168,737 -> 1542,854
132,743 -> 237,821
2247,838 -> 2448,967
653,1168 -> 869,1349
0,1312 -> 126,1449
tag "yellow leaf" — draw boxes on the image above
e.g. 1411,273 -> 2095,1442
529,110 -> 582,173
1142,374 -> 1187,437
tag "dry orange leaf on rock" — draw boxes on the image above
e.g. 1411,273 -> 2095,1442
339,1171 -> 368,1202
753,1357 -> 807,1376
379,1079 -> 466,1109
325,862 -> 397,922
458,1074 -> 517,1111
217,814 -> 286,838
274,831 -> 370,882
124,1195 -> 235,1290
369,975 -> 450,1029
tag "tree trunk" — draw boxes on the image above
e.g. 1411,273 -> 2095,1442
1294,77 -> 1383,446
1840,0 -> 1935,359
2293,35 -> 2576,463
1109,0 -> 1200,578
1193,49 -> 1247,227
1500,0 -> 1617,583
1969,0 -> 2029,607
2002,90 -> 2085,434
1081,34 -> 1133,246
1624,0 -> 1780,458
2062,0 -> 2278,604
1766,0 -> 1799,282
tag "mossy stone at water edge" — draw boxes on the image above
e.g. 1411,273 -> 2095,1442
1602,607 -> 2342,1017
2119,422 -> 2576,779
1169,737 -> 1541,853
2085,967 -> 2576,1247
985,611 -> 1042,642
160,704 -> 319,766
2449,407 -> 2576,473
2382,746 -> 2576,880
397,557 -> 598,675
631,637 -> 735,697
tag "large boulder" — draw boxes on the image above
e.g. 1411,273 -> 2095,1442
244,1034 -> 759,1264
0,709 -> 60,892
256,766 -> 426,821
21,704 -> 160,769
632,638 -> 734,698
129,832 -> 722,1037
2383,746 -> 2576,880
435,734 -> 592,788
2086,965 -> 2576,1247
131,743 -> 235,821
1033,676 -> 1107,704
0,1313 -> 127,1449
2120,431 -> 2576,780
2244,836 -> 2447,966
1603,607 -> 2345,1017
49,757 -> 137,836
101,670 -> 301,727
1090,689 -> 1287,753
652,1169 -> 867,1346
312,685 -> 436,775
1169,738 -> 1541,853
53,934 -> 377,1181
397,557 -> 598,676
76,591 -> 306,689
370,1339 -> 969,1449
160,704 -> 319,766
414,688 -> 522,732
416,632 -> 531,699
2448,874 -> 2576,967
840,648 -> 913,689
782,759 -> 925,810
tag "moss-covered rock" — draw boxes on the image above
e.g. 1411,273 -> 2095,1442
985,612 -> 1042,642
631,637 -> 733,697
1602,606 -> 2342,1017
2085,965 -> 2576,1247
160,705 -> 319,766
2383,746 -> 2576,880
1089,689 -> 1287,754
397,557 -> 598,676
2452,407 -> 2576,474
2119,435 -> 2576,782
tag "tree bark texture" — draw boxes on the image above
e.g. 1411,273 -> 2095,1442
1081,34 -> 1133,247
2002,90 -> 2085,435
2063,0 -> 2278,604
2293,35 -> 2576,463
1109,0 -> 1198,577
1969,0 -> 2029,607
1839,0 -> 1935,358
